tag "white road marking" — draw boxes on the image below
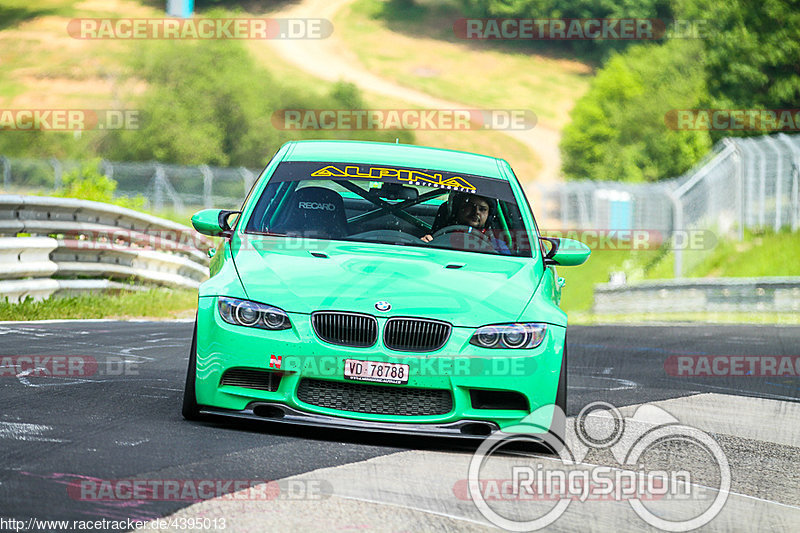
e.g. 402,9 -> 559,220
570,375 -> 639,391
114,439 -> 149,447
0,421 -> 63,443
142,392 -> 800,531
618,392 -> 800,447
16,368 -> 98,388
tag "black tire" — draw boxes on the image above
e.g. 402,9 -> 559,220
547,337 -> 568,449
181,320 -> 203,420
555,336 -> 567,415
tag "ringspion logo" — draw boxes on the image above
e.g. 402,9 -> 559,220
465,402 -> 730,531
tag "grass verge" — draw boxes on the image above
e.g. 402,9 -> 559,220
245,3 -> 543,180
560,229 -> 800,316
334,0 -> 592,130
0,288 -> 197,321
0,0 -> 152,108
0,0 -> 543,190
569,312 -> 800,325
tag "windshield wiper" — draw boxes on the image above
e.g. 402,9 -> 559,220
247,229 -> 287,237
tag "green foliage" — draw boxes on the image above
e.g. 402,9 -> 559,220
5,159 -> 54,188
0,129 -> 94,161
678,229 -> 800,278
54,159 -> 145,209
101,39 -> 276,167
561,40 -> 711,181
464,0 -> 800,182
102,34 -> 412,168
460,0 -> 671,21
329,81 -> 365,110
678,0 -> 800,140
0,0 -> 77,31
459,0 -> 673,61
559,229 -> 800,313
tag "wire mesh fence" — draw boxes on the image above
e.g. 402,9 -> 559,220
0,157 -> 260,212
531,133 -> 800,276
1,133 -> 798,277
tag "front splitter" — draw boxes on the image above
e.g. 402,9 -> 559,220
199,402 -> 500,439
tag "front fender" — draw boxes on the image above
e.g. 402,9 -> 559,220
516,267 -> 567,327
198,240 -> 247,299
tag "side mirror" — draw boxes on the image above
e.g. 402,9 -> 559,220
540,237 -> 590,266
191,209 -> 240,237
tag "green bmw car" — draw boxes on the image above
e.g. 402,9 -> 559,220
183,140 -> 589,439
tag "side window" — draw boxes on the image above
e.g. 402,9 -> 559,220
245,181 -> 294,233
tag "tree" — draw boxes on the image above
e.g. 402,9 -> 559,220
102,37 -> 412,167
679,0 -> 800,139
459,0 -> 673,61
561,39 -> 711,182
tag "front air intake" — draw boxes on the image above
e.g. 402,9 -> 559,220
469,389 -> 529,411
219,368 -> 281,392
297,378 -> 453,416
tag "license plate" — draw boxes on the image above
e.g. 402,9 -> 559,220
344,359 -> 409,385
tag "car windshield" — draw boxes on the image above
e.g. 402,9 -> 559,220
244,161 -> 534,257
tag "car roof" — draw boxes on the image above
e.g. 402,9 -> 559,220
281,140 -> 509,180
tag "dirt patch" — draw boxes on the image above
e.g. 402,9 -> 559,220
0,0 -> 154,107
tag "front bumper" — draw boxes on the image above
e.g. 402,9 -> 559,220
200,403 -> 499,438
194,296 -> 566,433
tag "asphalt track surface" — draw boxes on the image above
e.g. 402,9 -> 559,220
1,321 -> 798,531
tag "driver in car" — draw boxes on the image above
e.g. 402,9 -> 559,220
421,193 -> 511,254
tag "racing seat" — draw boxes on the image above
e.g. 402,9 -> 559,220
429,202 -> 454,234
271,186 -> 348,238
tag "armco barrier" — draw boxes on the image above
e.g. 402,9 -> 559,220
593,277 -> 800,314
0,195 -> 211,302
0,279 -> 148,303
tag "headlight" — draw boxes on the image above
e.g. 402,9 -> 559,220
470,323 -> 547,349
218,297 -> 291,330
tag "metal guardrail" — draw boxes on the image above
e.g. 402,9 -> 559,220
593,277 -> 800,314
0,195 -> 211,302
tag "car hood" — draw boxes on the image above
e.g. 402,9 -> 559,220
231,237 -> 543,327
